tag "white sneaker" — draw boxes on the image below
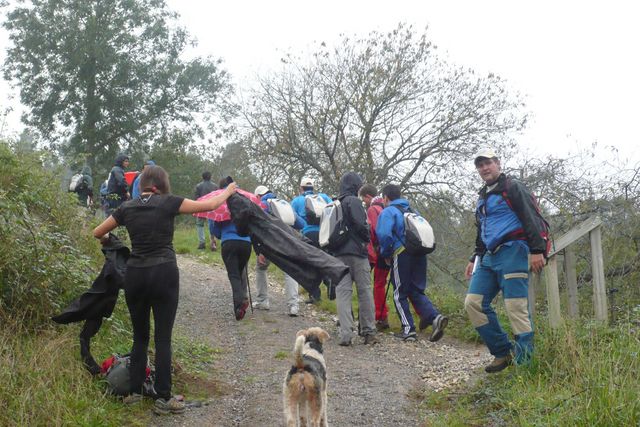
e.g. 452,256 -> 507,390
288,305 -> 299,317
252,301 -> 270,310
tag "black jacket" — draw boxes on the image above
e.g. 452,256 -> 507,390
331,172 -> 370,258
107,154 -> 129,197
195,180 -> 218,199
227,193 -> 350,290
52,234 -> 129,323
473,173 -> 547,258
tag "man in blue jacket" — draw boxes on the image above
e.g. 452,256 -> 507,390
290,177 -> 332,303
464,147 -> 546,373
376,184 -> 448,342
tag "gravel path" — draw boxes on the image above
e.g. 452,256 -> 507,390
150,255 -> 492,427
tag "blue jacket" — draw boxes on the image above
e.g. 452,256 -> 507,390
211,220 -> 251,243
131,174 -> 142,199
261,192 -> 304,230
376,198 -> 411,258
290,190 -> 332,235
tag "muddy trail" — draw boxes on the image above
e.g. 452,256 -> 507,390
150,255 -> 491,427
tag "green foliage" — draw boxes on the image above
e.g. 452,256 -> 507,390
0,143 -> 102,325
421,321 -> 640,426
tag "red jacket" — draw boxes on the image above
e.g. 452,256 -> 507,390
366,197 -> 385,264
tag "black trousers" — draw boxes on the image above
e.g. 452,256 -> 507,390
124,261 -> 179,400
302,230 -> 323,300
221,240 -> 252,310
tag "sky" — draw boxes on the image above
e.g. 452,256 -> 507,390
1,0 -> 639,167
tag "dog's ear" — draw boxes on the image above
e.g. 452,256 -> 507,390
295,329 -> 307,338
319,329 -> 330,343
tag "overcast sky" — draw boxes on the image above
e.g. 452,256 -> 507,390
2,0 -> 638,166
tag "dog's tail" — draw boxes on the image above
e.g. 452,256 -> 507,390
293,335 -> 305,369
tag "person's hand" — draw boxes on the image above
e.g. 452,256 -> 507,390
257,254 -> 267,267
465,261 -> 475,280
384,257 -> 391,266
99,234 -> 110,245
530,253 -> 545,274
225,182 -> 237,195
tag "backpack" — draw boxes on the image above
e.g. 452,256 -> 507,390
319,200 -> 349,250
267,198 -> 296,226
501,178 -> 553,258
69,173 -> 86,192
101,353 -> 154,397
304,194 -> 328,225
391,205 -> 436,255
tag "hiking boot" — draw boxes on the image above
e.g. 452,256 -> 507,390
428,315 -> 448,342
153,397 -> 186,415
484,354 -> 513,373
376,319 -> 390,331
197,242 -> 205,250
252,301 -> 270,311
338,338 -> 352,347
235,300 -> 249,320
123,393 -> 143,405
304,296 -> 320,305
364,334 -> 378,345
288,305 -> 299,317
393,331 -> 417,342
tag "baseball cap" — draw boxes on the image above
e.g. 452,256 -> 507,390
254,185 -> 269,196
300,177 -> 315,187
144,160 -> 156,166
473,147 -> 498,165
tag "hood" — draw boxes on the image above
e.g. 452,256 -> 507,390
338,172 -> 363,198
81,165 -> 92,175
114,154 -> 129,167
371,196 -> 384,207
389,198 -> 410,210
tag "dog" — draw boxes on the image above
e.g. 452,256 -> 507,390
283,327 -> 330,427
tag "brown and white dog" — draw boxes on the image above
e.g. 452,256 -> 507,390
283,327 -> 330,427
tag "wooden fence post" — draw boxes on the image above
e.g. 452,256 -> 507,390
590,226 -> 608,323
545,256 -> 562,327
564,247 -> 579,318
528,272 -> 539,322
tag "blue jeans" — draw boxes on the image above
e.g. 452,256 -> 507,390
465,241 -> 534,363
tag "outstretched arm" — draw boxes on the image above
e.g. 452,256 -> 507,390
93,216 -> 118,243
179,182 -> 237,214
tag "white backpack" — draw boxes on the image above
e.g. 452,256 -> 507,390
304,194 -> 328,225
69,173 -> 85,192
392,206 -> 436,255
319,200 -> 349,250
267,198 -> 296,226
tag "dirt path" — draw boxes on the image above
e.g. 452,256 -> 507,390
150,255 -> 491,427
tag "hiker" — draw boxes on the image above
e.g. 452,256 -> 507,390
329,172 -> 377,346
359,183 -> 390,330
376,184 -> 448,342
290,176 -> 332,303
252,185 -> 303,317
74,165 -> 94,207
92,165 -> 237,413
212,177 -> 252,321
194,171 -> 219,251
131,160 -> 155,199
106,154 -> 130,215
464,147 -> 546,372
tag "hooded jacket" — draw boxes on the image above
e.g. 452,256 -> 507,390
107,154 -> 129,197
290,190 -> 332,235
366,196 -> 385,264
330,172 -> 370,258
376,198 -> 412,258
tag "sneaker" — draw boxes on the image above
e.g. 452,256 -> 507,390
153,397 -> 186,415
376,319 -> 390,331
235,300 -> 249,320
197,242 -> 205,250
428,315 -> 448,342
123,393 -> 142,405
484,354 -> 513,373
364,334 -> 378,345
252,301 -> 270,311
393,331 -> 417,342
288,305 -> 299,317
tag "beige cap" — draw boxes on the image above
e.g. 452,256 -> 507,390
300,177 -> 315,187
254,185 -> 269,196
474,146 -> 498,164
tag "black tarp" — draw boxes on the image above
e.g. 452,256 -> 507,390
227,193 -> 349,290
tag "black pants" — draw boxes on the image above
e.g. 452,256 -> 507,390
302,231 -> 323,300
221,240 -> 252,310
124,261 -> 179,400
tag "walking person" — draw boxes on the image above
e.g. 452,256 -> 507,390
330,172 -> 377,346
212,178 -> 252,320
290,176 -> 332,303
359,183 -> 390,330
93,166 -> 237,413
376,184 -> 448,342
75,165 -> 94,207
252,185 -> 303,317
194,171 -> 219,251
106,154 -> 130,215
464,147 -> 546,372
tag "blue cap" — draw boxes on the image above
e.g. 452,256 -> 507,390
144,160 -> 156,166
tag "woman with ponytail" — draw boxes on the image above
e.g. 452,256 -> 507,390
93,165 -> 236,414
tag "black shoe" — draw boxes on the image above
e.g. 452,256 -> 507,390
376,319 -> 390,331
429,315 -> 448,342
364,334 -> 378,345
484,354 -> 513,373
197,242 -> 205,250
235,300 -> 249,320
393,331 -> 417,342
305,296 -> 320,305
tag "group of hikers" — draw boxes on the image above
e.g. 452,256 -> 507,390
79,145 -> 548,415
